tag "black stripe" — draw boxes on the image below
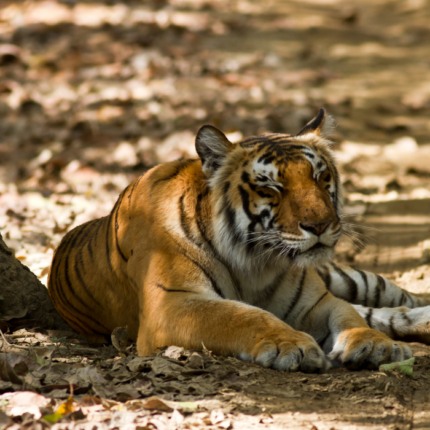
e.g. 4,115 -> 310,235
318,329 -> 331,349
75,249 -> 103,309
114,190 -> 128,262
315,266 -> 331,291
128,174 -> 143,211
156,283 -> 192,294
282,270 -> 306,321
238,185 -> 254,222
241,136 -> 267,146
319,154 -> 339,210
54,223 -> 110,334
251,270 -> 287,308
330,263 -> 358,303
258,154 -> 276,165
374,275 -> 385,308
376,275 -> 386,292
256,190 -> 272,198
53,263 -> 107,336
402,311 -> 412,325
71,220 -> 100,266
365,308 -> 373,327
241,171 -> 250,183
152,159 -> 196,189
400,291 -> 408,306
356,270 -> 369,306
195,190 -> 211,241
56,220 -> 93,259
225,203 -> 240,244
389,314 -> 397,338
179,193 -> 196,243
49,266 -> 81,331
64,248 -> 110,333
300,291 -> 329,323
88,219 -> 103,262
50,237 -> 93,334
222,186 -> 242,245
105,213 -> 115,274
179,250 -> 224,299
195,191 -> 242,300
53,278 -> 99,335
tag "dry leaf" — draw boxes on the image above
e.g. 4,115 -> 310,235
7,392 -> 50,419
111,326 -> 129,353
0,357 -> 22,384
163,345 -> 184,360
142,397 -> 173,412
210,409 -> 225,425
187,352 -> 204,369
56,396 -> 75,415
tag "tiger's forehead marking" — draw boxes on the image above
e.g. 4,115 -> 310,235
251,160 -> 279,181
302,149 -> 327,179
245,138 -> 328,180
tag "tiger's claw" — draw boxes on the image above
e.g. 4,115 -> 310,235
242,330 -> 330,373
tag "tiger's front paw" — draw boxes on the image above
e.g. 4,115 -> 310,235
329,328 -> 412,369
241,330 -> 330,373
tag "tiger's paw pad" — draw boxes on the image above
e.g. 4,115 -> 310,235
241,331 -> 330,373
329,328 -> 412,369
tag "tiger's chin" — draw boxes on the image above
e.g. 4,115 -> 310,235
293,243 -> 335,269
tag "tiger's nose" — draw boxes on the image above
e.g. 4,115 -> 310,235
300,221 -> 332,236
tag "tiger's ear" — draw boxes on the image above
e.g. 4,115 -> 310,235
195,125 -> 234,177
296,108 -> 335,138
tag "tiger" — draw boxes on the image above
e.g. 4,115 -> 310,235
48,108 -> 430,372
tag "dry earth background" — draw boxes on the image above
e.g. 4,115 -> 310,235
1,0 -> 430,428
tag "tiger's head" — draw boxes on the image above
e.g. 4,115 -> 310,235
196,108 -> 342,270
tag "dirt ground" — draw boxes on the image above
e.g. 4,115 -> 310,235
1,0 -> 430,428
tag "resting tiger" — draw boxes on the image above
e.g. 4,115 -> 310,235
48,109 -> 430,372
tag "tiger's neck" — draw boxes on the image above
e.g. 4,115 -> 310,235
175,165 -> 295,289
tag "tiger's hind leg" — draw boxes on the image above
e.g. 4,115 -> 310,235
352,304 -> 430,344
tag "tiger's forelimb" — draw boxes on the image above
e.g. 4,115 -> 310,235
314,262 -> 430,344
352,304 -> 430,344
317,262 -> 430,309
279,269 -> 411,367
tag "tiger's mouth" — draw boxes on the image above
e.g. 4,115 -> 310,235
306,242 -> 327,252
300,242 -> 333,259
292,241 -> 335,268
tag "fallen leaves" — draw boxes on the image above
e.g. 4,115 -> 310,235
111,326 -> 129,356
0,341 -> 429,429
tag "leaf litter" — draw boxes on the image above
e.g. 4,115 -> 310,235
0,333 -> 429,429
